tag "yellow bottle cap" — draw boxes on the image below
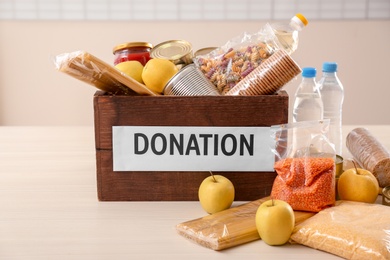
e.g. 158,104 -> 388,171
295,13 -> 308,26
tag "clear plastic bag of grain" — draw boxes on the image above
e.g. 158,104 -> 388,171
269,119 -> 336,212
291,200 -> 390,260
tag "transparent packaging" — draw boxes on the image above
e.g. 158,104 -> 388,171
270,120 -> 336,212
176,197 -> 314,251
291,200 -> 390,260
194,24 -> 301,96
346,127 -> 390,188
318,62 -> 344,155
225,49 -> 301,96
53,50 -> 158,96
271,13 -> 308,55
293,67 -> 323,122
193,23 -> 279,94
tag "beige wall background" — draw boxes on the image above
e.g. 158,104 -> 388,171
0,20 -> 389,126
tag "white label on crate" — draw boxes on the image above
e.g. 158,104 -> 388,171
112,126 -> 275,172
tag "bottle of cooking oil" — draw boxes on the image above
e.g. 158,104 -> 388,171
271,13 -> 308,55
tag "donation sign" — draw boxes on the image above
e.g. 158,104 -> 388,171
112,126 -> 275,172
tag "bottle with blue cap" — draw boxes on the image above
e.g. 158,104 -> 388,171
318,62 -> 344,155
292,67 -> 323,122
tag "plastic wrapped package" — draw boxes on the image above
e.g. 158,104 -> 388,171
54,50 -> 158,96
270,120 -> 336,212
346,127 -> 390,187
194,23 -> 301,96
176,197 -> 314,251
291,200 -> 390,260
194,23 -> 291,95
225,49 -> 301,96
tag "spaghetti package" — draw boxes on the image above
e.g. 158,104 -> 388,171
54,50 -> 158,96
270,120 -> 336,212
175,197 -> 314,251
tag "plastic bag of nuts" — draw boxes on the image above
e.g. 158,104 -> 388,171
270,120 -> 336,212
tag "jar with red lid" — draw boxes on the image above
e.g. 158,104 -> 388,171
113,42 -> 153,66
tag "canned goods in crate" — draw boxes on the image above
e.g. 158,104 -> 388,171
335,155 -> 343,200
151,40 -> 193,65
194,47 -> 217,57
335,155 -> 343,178
163,64 -> 220,96
383,186 -> 390,206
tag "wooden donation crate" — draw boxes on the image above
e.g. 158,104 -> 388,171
94,90 -> 289,201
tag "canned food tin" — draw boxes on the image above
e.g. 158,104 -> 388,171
163,64 -> 220,96
335,155 -> 344,200
335,155 -> 344,178
194,47 -> 217,57
151,40 -> 193,65
382,186 -> 390,206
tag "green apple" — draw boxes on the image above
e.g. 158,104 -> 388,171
255,199 -> 295,246
198,173 -> 235,214
338,162 -> 379,203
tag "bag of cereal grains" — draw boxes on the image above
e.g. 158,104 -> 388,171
291,200 -> 390,260
270,120 -> 336,212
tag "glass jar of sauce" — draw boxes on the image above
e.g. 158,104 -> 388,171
113,42 -> 153,66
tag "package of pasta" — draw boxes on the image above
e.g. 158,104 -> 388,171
193,23 -> 286,95
269,120 -> 336,212
54,50 -> 158,96
291,200 -> 390,260
176,196 -> 315,251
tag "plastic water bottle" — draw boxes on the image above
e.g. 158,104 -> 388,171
318,62 -> 344,155
293,67 -> 323,122
271,13 -> 308,55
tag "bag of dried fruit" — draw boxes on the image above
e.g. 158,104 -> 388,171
270,120 -> 336,212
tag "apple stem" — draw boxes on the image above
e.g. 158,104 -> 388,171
268,197 -> 275,207
209,171 -> 217,183
352,160 -> 360,175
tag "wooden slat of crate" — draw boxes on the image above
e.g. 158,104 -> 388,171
94,90 -> 288,201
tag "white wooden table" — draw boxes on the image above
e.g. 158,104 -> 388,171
0,126 -> 388,259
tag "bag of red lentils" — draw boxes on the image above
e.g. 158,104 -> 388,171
270,120 -> 336,212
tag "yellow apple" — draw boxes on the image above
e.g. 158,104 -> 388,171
141,58 -> 178,93
337,166 -> 379,203
198,173 -> 235,214
115,60 -> 144,83
255,199 -> 295,246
